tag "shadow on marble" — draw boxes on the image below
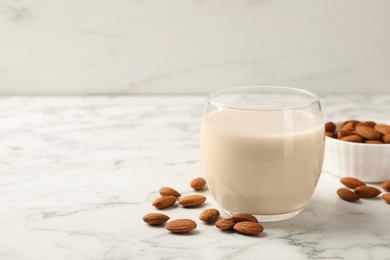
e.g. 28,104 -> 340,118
264,197 -> 382,234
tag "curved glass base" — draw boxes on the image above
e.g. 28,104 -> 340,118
225,208 -> 303,222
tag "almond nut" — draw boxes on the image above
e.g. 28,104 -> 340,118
340,177 -> 366,189
190,177 -> 207,191
356,121 -> 376,128
325,122 -> 336,133
340,135 -> 362,143
343,120 -> 360,126
374,124 -> 390,135
382,193 -> 390,204
325,132 -> 334,138
383,134 -> 390,144
233,221 -> 264,235
215,218 -> 236,231
341,122 -> 355,132
178,195 -> 206,207
231,213 -> 258,223
159,187 -> 181,197
355,126 -> 382,140
337,130 -> 354,139
199,208 -> 220,223
165,219 -> 197,233
380,180 -> 390,192
152,196 -> 177,209
354,186 -> 381,198
365,140 -> 383,144
143,213 -> 170,225
337,188 -> 360,202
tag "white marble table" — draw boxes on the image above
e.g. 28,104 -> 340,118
0,95 -> 390,260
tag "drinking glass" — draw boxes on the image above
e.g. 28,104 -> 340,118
200,86 -> 324,222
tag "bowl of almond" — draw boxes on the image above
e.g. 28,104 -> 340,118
323,120 -> 390,183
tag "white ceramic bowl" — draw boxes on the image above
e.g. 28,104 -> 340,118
323,121 -> 390,183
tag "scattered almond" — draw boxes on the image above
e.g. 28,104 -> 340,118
355,126 -> 382,140
190,177 -> 207,191
178,195 -> 206,207
231,213 -> 258,223
165,219 -> 197,233
382,194 -> 390,204
374,124 -> 390,135
159,187 -> 181,197
337,188 -> 360,202
325,122 -> 336,133
340,135 -> 362,143
152,196 -> 177,209
233,221 -> 264,235
199,208 -> 220,223
143,213 -> 170,225
380,180 -> 390,192
354,186 -> 381,198
340,177 -> 366,189
215,218 -> 237,231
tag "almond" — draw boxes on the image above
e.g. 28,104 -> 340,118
215,218 -> 237,231
354,186 -> 381,198
341,122 -> 355,132
325,132 -> 334,138
340,177 -> 366,189
159,187 -> 181,197
337,130 -> 354,139
325,122 -> 336,133
374,124 -> 390,135
178,195 -> 206,207
231,213 -> 258,223
382,193 -> 390,204
233,221 -> 264,235
355,126 -> 382,140
199,208 -> 220,223
380,180 -> 390,192
190,177 -> 206,191
165,219 -> 197,233
152,196 -> 177,209
337,188 -> 360,202
356,121 -> 376,128
343,120 -> 360,126
383,134 -> 390,144
143,213 -> 170,225
364,140 -> 383,144
340,135 -> 362,143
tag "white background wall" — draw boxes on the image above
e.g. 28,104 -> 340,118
0,0 -> 389,95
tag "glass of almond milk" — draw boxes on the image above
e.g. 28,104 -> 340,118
200,86 -> 325,222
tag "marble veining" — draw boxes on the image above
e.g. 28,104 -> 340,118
1,0 -> 390,94
0,95 -> 390,260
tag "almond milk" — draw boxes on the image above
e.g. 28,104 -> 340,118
200,109 -> 324,215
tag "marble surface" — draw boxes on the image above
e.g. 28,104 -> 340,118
1,0 -> 390,94
0,94 -> 390,260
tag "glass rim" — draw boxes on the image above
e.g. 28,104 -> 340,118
208,86 -> 321,111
